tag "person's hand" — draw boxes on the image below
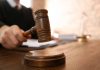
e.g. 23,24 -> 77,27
0,25 -> 30,49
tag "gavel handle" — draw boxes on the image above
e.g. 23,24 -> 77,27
23,26 -> 36,37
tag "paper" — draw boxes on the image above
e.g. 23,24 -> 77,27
22,39 -> 58,47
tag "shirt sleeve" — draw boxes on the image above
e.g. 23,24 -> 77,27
0,21 -> 5,27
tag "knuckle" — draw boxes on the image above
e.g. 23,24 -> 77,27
4,29 -> 11,35
12,25 -> 20,29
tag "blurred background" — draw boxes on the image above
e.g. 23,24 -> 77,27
21,0 -> 100,40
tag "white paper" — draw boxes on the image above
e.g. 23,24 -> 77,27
22,39 -> 57,47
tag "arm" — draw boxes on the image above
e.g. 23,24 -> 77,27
0,2 -> 33,49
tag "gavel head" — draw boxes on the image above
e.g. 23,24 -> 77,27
34,9 -> 51,42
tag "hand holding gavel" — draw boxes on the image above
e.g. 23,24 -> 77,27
0,9 -> 51,49
0,25 -> 30,49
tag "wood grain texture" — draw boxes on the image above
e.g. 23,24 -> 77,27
0,40 -> 100,70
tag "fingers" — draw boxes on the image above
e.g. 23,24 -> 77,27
11,25 -> 27,42
0,25 -> 29,49
0,33 -> 18,49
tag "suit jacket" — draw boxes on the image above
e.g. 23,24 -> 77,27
0,0 -> 37,38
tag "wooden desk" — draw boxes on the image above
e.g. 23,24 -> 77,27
0,40 -> 100,70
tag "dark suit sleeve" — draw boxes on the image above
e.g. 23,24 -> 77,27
0,15 -> 5,28
0,1 -> 5,28
0,21 -> 5,27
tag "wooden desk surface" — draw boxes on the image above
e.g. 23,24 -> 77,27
0,40 -> 100,70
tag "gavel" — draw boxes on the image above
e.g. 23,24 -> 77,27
24,9 -> 65,67
23,9 -> 51,43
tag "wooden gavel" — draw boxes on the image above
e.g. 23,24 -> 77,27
23,9 -> 51,43
24,9 -> 65,67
